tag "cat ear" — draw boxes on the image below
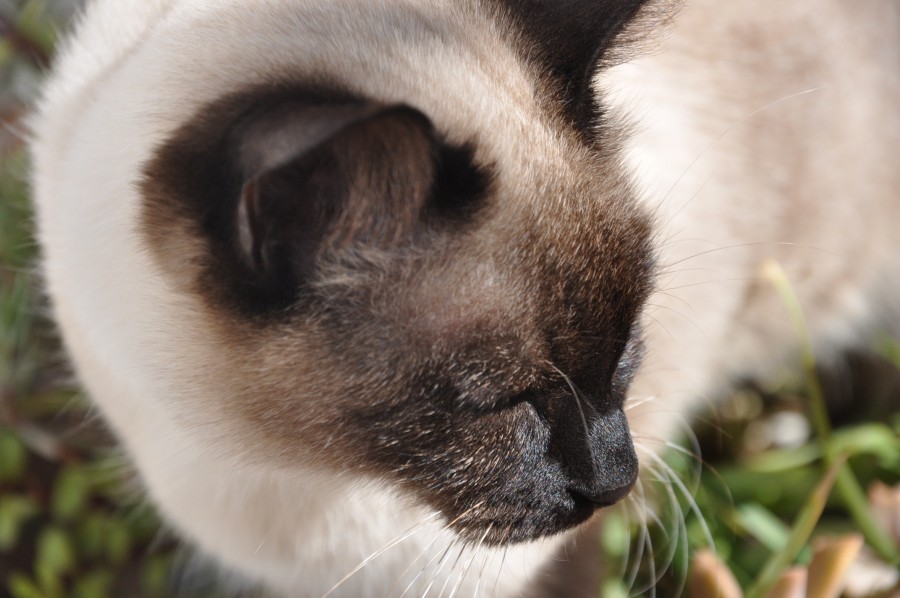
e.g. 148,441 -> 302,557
143,93 -> 489,316
233,104 -> 438,301
495,0 -> 665,127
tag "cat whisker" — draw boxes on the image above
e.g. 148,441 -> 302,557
446,523 -> 493,598
551,365 -> 592,436
643,301 -> 709,340
647,286 -> 699,315
393,501 -> 486,597
650,87 -> 822,230
626,447 -> 679,595
254,524 -> 275,555
472,532 -> 495,598
659,276 -> 759,293
419,501 -> 491,598
665,473 -> 693,598
634,435 -> 703,580
648,432 -> 738,510
639,310 -> 678,342
491,543 -> 510,598
423,541 -> 465,598
321,511 -> 441,598
634,460 -> 684,594
0,115 -> 31,144
617,490 -> 641,589
624,394 -> 658,412
658,240 -> 842,275
660,243 -> 770,271
642,449 -> 715,596
398,537 -> 454,598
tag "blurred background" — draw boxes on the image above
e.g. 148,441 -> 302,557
0,1 -> 897,597
0,2 -> 203,596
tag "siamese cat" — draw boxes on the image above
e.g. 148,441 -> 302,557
30,0 -> 899,595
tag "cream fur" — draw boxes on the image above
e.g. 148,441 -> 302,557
31,0 -> 899,595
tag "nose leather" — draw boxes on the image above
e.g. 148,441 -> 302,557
548,398 -> 638,506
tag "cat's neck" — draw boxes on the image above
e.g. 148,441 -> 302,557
139,437 -> 562,596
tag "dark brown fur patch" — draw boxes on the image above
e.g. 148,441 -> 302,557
138,6 -> 658,545
141,86 -> 492,318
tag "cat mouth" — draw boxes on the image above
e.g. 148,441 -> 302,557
449,477 -> 636,546
431,399 -> 640,546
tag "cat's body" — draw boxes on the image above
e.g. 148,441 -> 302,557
30,0 -> 899,596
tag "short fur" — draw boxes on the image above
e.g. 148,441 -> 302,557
30,0 -> 900,595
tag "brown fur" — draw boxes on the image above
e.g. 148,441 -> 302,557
32,0 -> 899,593
140,70 -> 656,541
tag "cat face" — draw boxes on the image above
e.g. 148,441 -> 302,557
137,0 -> 661,545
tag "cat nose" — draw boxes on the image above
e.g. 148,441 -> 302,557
568,475 -> 636,508
548,401 -> 639,508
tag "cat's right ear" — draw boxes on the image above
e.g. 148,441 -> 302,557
232,104 -> 438,306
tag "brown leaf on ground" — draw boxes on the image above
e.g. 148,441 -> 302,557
869,482 -> 900,547
690,550 -> 743,598
807,534 -> 864,598
766,567 -> 807,598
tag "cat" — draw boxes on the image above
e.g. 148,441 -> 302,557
29,0 -> 900,595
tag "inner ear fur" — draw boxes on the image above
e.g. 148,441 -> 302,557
142,89 -> 490,319
235,104 -> 437,291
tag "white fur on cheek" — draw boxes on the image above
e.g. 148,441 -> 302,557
30,0 -> 565,595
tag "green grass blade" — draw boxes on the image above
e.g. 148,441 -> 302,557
745,456 -> 844,598
762,259 -> 900,565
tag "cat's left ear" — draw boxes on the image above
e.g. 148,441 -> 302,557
235,104 -> 436,285
142,96 -> 488,316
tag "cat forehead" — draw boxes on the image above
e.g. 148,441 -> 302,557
128,2 -> 531,157
132,0 -> 657,317
127,0 -> 663,167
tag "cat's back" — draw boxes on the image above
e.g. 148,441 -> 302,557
605,0 -> 900,434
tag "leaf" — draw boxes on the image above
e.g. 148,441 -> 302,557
0,494 -> 39,552
7,574 -> 43,598
765,567 -> 807,598
806,534 -> 864,598
34,560 -> 65,598
73,569 -> 114,598
736,504 -> 791,554
745,457 -> 844,598
829,425 -> 899,468
746,445 -> 820,474
0,428 -> 28,483
104,520 -> 133,565
747,423 -> 899,474
74,513 -> 107,559
142,554 -> 175,597
52,466 -> 91,521
36,526 -> 77,576
690,550 -> 743,598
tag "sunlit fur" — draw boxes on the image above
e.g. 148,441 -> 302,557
30,0 -> 899,595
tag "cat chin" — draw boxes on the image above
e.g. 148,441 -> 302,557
139,447 -> 566,596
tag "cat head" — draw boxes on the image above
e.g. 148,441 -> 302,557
138,0 -> 668,545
